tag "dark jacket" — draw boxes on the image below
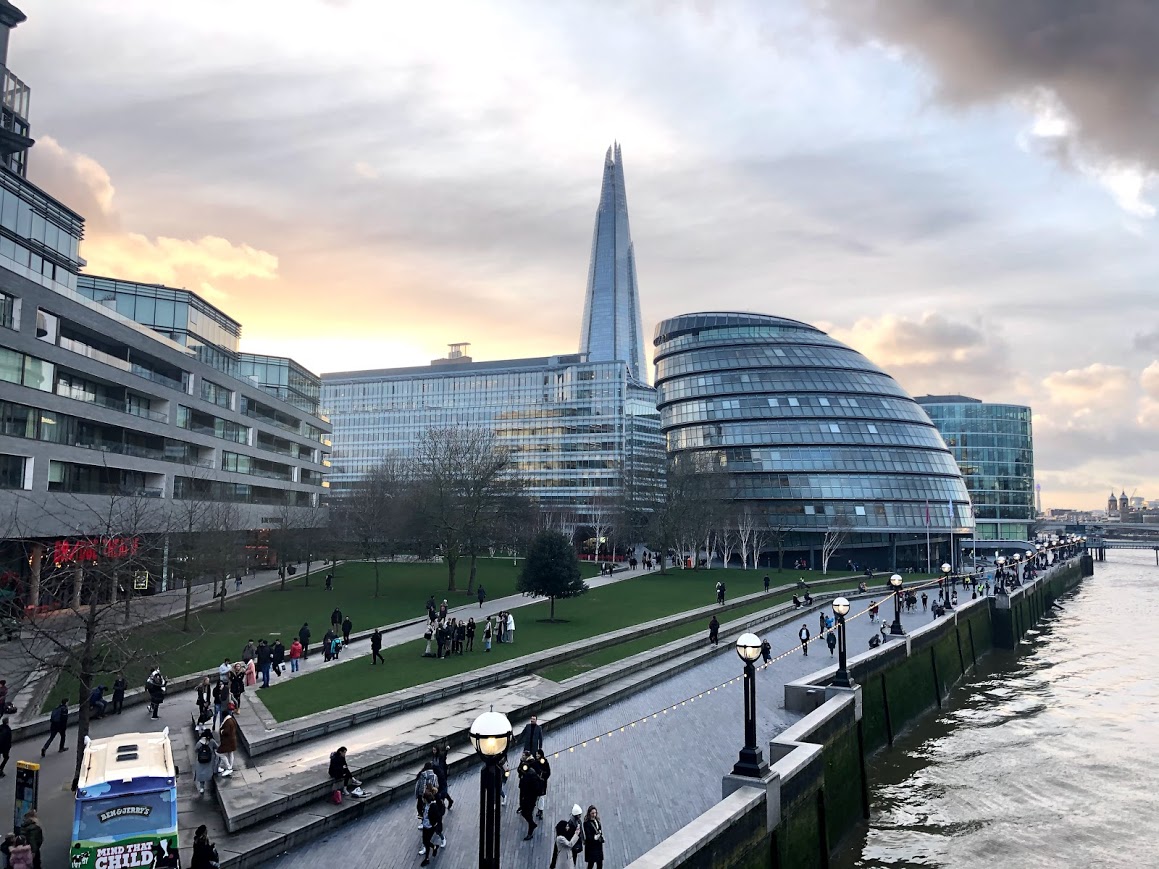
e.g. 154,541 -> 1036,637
371,630 -> 382,651
298,624 -> 311,644
256,643 -> 272,668
328,751 -> 351,782
49,703 -> 68,729
517,766 -> 541,809
271,642 -> 286,665
190,839 -> 220,869
520,721 -> 544,754
341,617 -> 353,635
425,797 -> 445,834
583,818 -> 605,861
0,721 -> 11,753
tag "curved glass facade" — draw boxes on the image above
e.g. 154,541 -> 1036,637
654,312 -> 974,567
915,396 -> 1034,542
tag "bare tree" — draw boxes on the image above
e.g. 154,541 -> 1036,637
413,427 -> 513,593
768,524 -> 792,573
821,515 -> 853,575
340,458 -> 409,599
736,507 -> 755,570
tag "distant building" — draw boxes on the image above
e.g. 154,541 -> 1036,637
914,395 -> 1034,542
1108,491 -> 1118,514
654,312 -> 973,568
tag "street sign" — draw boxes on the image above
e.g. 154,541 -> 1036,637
133,571 -> 149,590
13,760 -> 38,830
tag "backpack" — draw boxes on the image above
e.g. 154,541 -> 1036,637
50,705 -> 66,726
197,741 -> 213,764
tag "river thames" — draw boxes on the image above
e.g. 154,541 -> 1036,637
834,550 -> 1158,869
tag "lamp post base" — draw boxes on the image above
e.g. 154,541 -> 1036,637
890,618 -> 905,636
731,746 -> 769,778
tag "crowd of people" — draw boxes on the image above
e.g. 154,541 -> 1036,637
423,595 -> 515,657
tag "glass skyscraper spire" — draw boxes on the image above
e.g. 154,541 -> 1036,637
579,142 -> 648,383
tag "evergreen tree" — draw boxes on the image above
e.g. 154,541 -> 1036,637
517,531 -> 586,620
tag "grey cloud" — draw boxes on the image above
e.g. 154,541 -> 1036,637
816,0 -> 1159,171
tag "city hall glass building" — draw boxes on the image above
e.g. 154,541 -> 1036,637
654,312 -> 974,568
915,395 -> 1034,542
322,351 -> 663,522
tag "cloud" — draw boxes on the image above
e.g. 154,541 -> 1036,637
816,0 -> 1159,210
1041,363 -> 1131,408
30,136 -> 278,288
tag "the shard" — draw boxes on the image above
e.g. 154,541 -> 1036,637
579,142 -> 648,382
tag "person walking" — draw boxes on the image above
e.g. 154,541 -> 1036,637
111,674 -> 127,715
506,611 -> 516,644
193,729 -> 217,796
431,744 -> 453,809
289,638 -> 303,672
325,572 -> 334,592
146,668 -> 167,719
763,574 -> 770,593
0,715 -> 11,777
298,622 -> 311,659
271,639 -> 286,677
518,755 -> 541,840
189,825 -> 220,869
243,656 -> 256,689
819,611 -> 826,636
217,705 -> 238,777
466,617 -> 476,652
331,607 -> 342,631
7,835 -> 32,869
341,615 -> 353,645
41,699 -> 67,756
799,624 -> 810,656
708,615 -> 720,646
534,749 -> 551,819
217,658 -> 231,685
921,592 -> 928,612
419,786 -> 444,867
760,637 -> 772,664
477,585 -> 486,608
228,663 -> 245,708
241,639 -> 256,665
483,618 -> 493,652
370,628 -> 384,665
582,805 -> 605,869
715,581 -> 724,605
256,640 -> 273,689
212,680 -> 227,727
826,630 -> 837,656
414,762 -> 439,825
520,715 -> 544,755
20,811 -> 42,869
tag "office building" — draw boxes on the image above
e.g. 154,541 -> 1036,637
323,144 -> 663,526
323,349 -> 663,524
915,395 -> 1034,542
654,312 -> 974,568
0,3 -> 329,601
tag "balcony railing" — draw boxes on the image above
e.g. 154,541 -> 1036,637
1,65 -> 30,120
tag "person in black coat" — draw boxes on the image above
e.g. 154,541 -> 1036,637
190,825 -> 219,869
517,755 -> 541,839
256,640 -> 273,688
341,616 -> 353,644
271,640 -> 286,676
534,749 -> 551,819
419,787 -> 444,867
520,715 -> 544,754
0,715 -> 11,776
431,745 -> 453,809
582,805 -> 605,868
298,622 -> 311,659
370,628 -> 383,665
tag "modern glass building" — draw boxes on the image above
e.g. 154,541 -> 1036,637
322,349 -> 664,524
654,312 -> 974,569
914,395 -> 1034,541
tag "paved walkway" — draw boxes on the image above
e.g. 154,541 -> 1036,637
259,593 -> 938,868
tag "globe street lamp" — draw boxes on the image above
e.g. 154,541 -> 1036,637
832,598 -> 853,688
1011,552 -> 1022,585
889,573 -> 905,636
470,710 -> 513,869
731,632 -> 769,778
940,562 -> 952,606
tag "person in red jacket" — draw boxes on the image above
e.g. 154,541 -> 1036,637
289,639 -> 303,673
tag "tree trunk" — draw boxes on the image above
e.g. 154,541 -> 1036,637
280,559 -> 287,591
373,559 -> 381,599
219,576 -> 227,611
467,554 -> 478,596
550,595 -> 556,620
777,546 -> 785,573
446,554 -> 458,592
183,569 -> 193,632
305,555 -> 314,588
73,607 -> 98,790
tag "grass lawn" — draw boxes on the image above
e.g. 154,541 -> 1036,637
42,558 -> 567,712
258,567 -> 869,721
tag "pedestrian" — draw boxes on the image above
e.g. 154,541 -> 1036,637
20,811 -> 42,869
193,729 -> 217,796
506,610 -> 516,644
88,684 -> 108,719
325,572 -> 334,592
256,639 -> 272,688
330,634 -> 343,660
145,668 -> 167,719
217,704 -> 238,777
708,615 -> 719,646
799,624 -> 810,656
826,630 -> 837,655
431,744 -> 453,809
190,825 -> 220,869
196,676 -> 212,719
435,621 -> 447,659
298,622 -> 311,659
760,637 -> 772,664
419,785 -> 445,867
289,638 -> 303,672
414,762 -> 439,824
478,585 -> 486,608
534,749 -> 551,819
921,593 -> 928,612
518,755 -> 541,840
111,674 -> 127,715
715,581 -> 724,604
218,658 -> 231,685
241,639 -> 256,664
41,699 -> 67,757
520,714 -> 544,754
568,804 -> 585,866
819,611 -> 826,635
552,819 -> 582,868
582,805 -> 605,869
271,639 -> 286,677
495,611 -> 505,643
880,621 -> 888,641
483,618 -> 493,652
466,617 -> 476,652
244,656 -> 257,688
7,835 -> 31,869
0,714 -> 11,776
323,628 -> 336,662
229,663 -> 245,708
370,628 -> 384,665
763,574 -> 770,593
438,600 -> 448,621
423,624 -> 434,657
869,601 -> 879,622
455,619 -> 466,655
341,615 -> 353,645
212,680 -> 227,726
331,606 -> 342,631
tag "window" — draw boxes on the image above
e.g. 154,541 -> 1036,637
200,378 -> 232,408
35,308 -> 58,343
0,347 -> 20,384
0,454 -> 26,489
803,505 -> 816,515
855,506 -> 866,516
0,291 -> 15,330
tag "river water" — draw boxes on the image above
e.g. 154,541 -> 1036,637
834,551 -> 1159,869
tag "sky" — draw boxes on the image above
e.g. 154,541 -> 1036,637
12,0 -> 1159,510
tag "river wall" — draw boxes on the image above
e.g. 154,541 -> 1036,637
626,556 -> 1093,869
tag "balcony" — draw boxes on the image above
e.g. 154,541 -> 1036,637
59,335 -> 187,394
0,65 -> 31,159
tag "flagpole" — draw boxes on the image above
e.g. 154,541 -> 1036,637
925,499 -> 931,574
